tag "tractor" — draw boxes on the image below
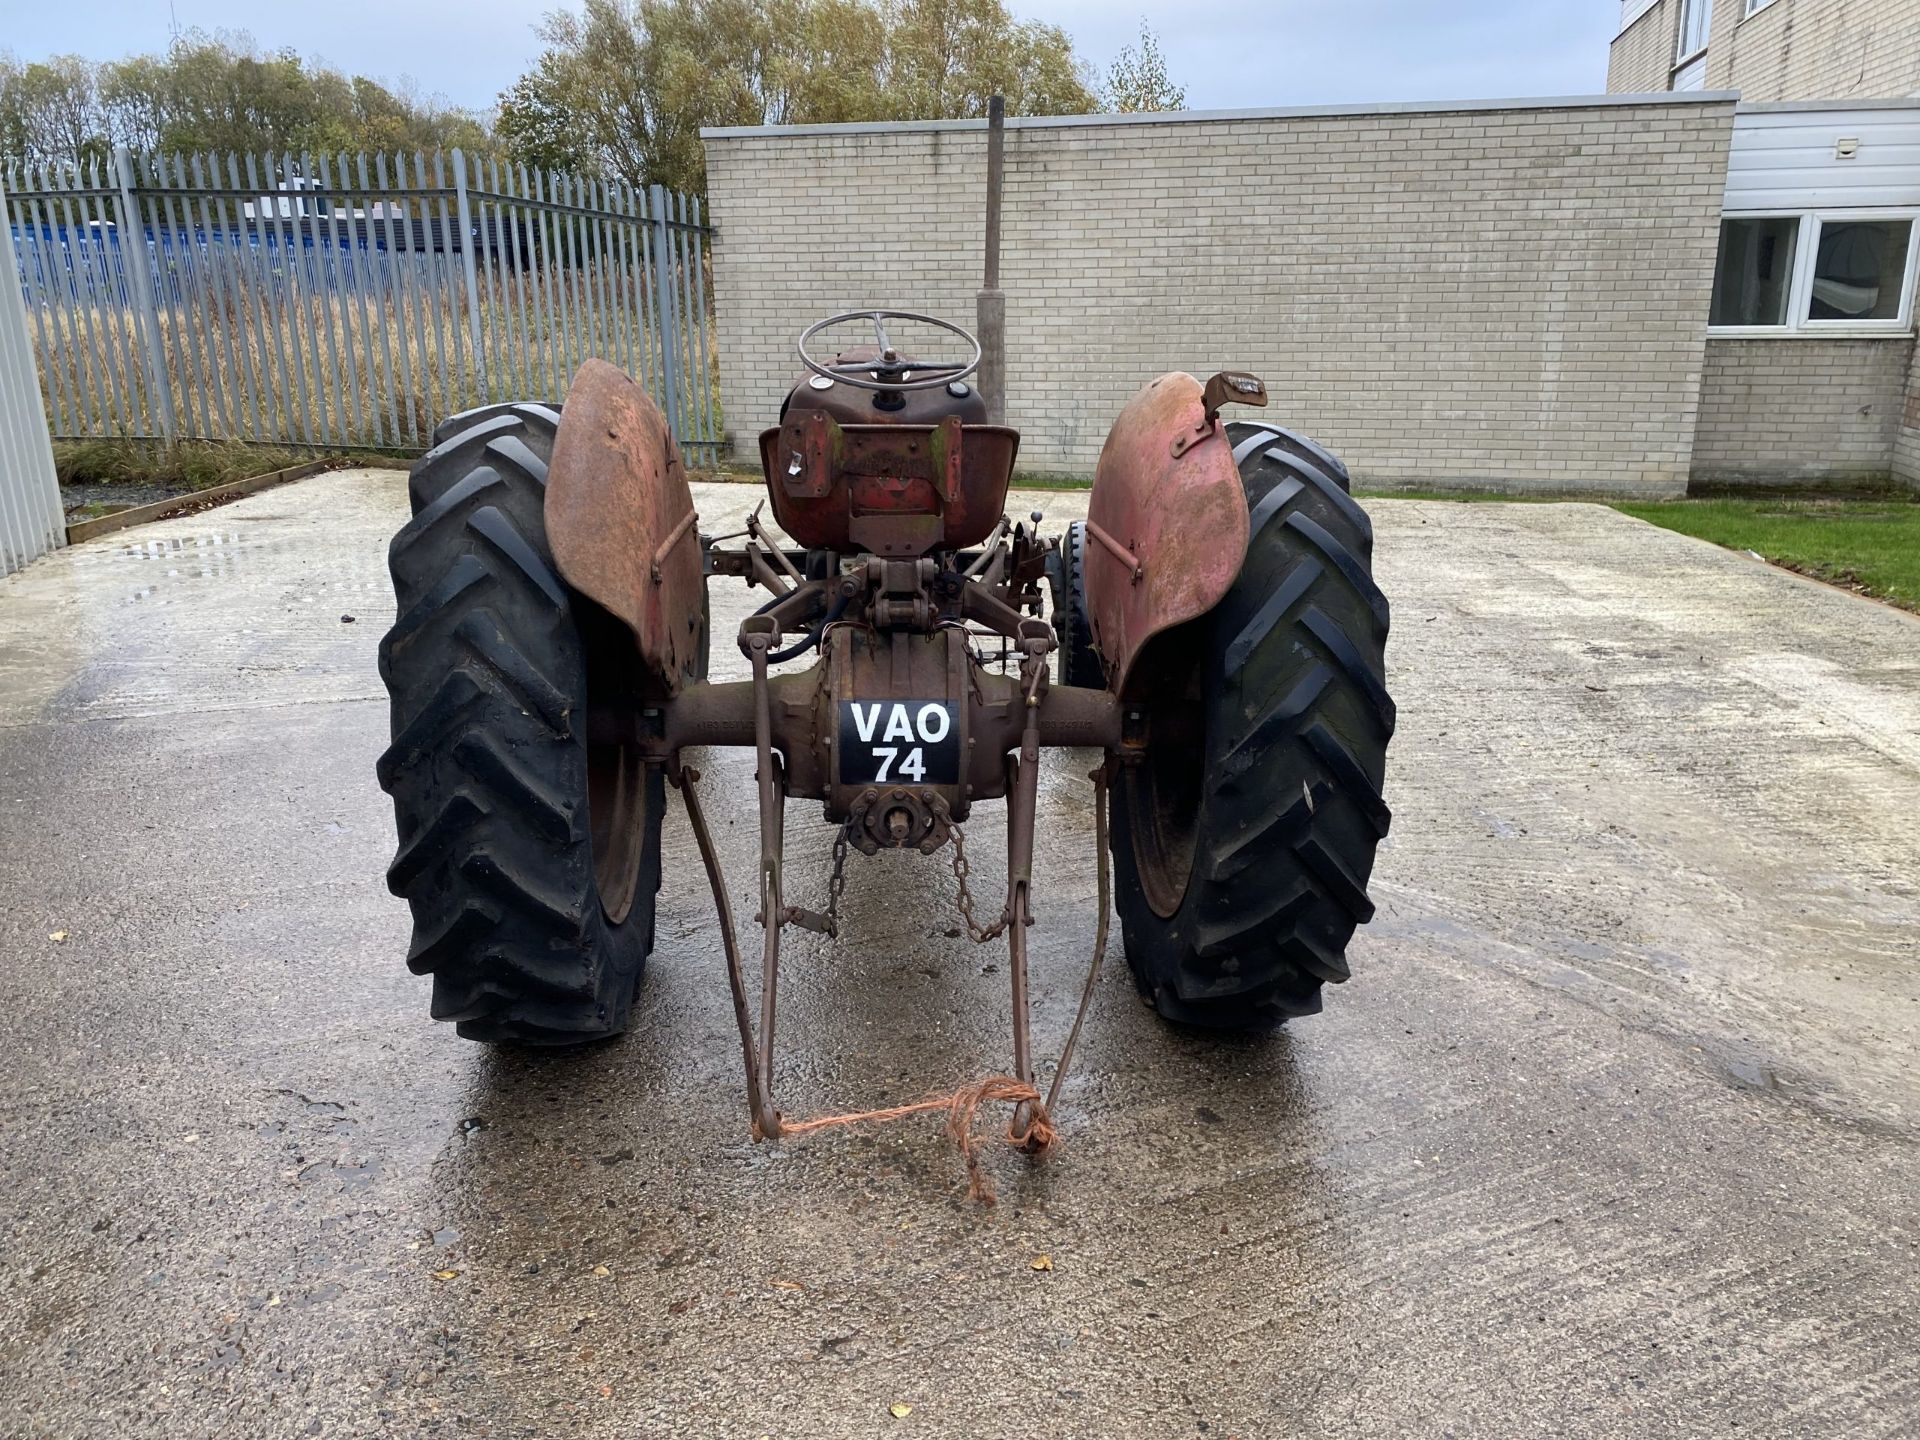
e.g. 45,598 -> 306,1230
377,310 -> 1394,1158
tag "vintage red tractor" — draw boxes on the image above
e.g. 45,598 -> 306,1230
378,310 -> 1394,1148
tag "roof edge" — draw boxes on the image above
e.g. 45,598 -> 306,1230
1736,98 -> 1920,114
701,91 -> 1740,141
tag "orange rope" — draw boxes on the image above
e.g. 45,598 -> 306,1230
778,1075 -> 1058,1204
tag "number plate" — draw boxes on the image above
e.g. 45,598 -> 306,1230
837,701 -> 960,786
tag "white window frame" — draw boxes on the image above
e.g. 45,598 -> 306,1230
1743,0 -> 1779,17
1674,0 -> 1712,65
1709,209 -> 1920,338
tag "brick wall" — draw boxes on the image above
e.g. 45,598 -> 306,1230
1692,338 -> 1914,483
1612,0 -> 1920,101
705,98 -> 1734,496
1610,3 -> 1678,93
1896,342 -> 1920,485
1712,0 -> 1920,102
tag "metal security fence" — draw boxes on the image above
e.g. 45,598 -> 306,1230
4,148 -> 719,460
0,173 -> 65,577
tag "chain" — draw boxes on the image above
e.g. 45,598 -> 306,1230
824,824 -> 851,936
949,818 -> 1009,943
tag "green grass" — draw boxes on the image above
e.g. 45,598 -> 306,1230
53,439 -> 349,491
1614,495 -> 1920,613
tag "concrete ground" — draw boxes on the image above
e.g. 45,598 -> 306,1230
1,469 -> 1916,1439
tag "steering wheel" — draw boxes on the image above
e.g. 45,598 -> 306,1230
797,310 -> 982,393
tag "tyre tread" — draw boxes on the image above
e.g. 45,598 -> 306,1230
1054,520 -> 1105,688
1113,420 -> 1393,1032
379,405 -> 657,1045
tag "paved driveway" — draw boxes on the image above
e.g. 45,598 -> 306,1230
0,471 -> 1915,1438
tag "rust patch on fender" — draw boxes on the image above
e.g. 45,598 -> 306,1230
546,358 -> 702,690
1084,372 -> 1250,695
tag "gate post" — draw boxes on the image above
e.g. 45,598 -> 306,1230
648,183 -> 685,442
112,146 -> 177,445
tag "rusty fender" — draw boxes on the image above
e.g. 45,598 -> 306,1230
1082,372 -> 1253,696
545,359 -> 705,690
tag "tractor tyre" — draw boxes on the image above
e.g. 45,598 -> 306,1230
1110,420 -> 1394,1031
1053,520 -> 1105,689
377,404 -> 663,1044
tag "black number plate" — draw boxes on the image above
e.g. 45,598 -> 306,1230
837,701 -> 960,786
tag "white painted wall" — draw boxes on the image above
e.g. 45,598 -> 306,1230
1725,102 -> 1920,210
1620,0 -> 1662,31
0,175 -> 65,577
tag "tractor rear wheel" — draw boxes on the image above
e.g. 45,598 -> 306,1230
377,404 -> 662,1044
1111,420 -> 1394,1031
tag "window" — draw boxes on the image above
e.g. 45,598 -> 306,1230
1809,219 -> 1913,323
1709,211 -> 1920,335
1744,0 -> 1778,16
1676,0 -> 1711,61
1711,217 -> 1799,327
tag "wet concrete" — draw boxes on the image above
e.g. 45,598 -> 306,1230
0,469 -> 1916,1438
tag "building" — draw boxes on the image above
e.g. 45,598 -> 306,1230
703,5 -> 1920,494
1698,101 -> 1920,485
1604,1 -> 1920,488
1610,0 -> 1920,100
704,92 -> 1920,494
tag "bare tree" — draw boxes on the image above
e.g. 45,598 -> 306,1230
1103,20 -> 1185,115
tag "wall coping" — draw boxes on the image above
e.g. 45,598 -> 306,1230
702,91 -> 1738,141
1737,99 -> 1920,114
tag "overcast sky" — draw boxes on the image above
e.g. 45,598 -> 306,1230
11,1 -> 1616,115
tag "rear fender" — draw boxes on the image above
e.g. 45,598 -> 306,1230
545,359 -> 703,692
1084,373 -> 1251,695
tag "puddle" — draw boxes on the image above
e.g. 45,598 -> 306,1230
1721,1054 -> 1795,1094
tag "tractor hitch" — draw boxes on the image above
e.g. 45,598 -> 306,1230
672,585 -> 1112,1171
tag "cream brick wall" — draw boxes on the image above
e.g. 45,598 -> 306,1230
1895,341 -> 1920,484
1712,0 -> 1920,102
1611,0 -> 1920,101
1610,3 -> 1679,93
1692,337 -> 1914,482
705,99 -> 1734,496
